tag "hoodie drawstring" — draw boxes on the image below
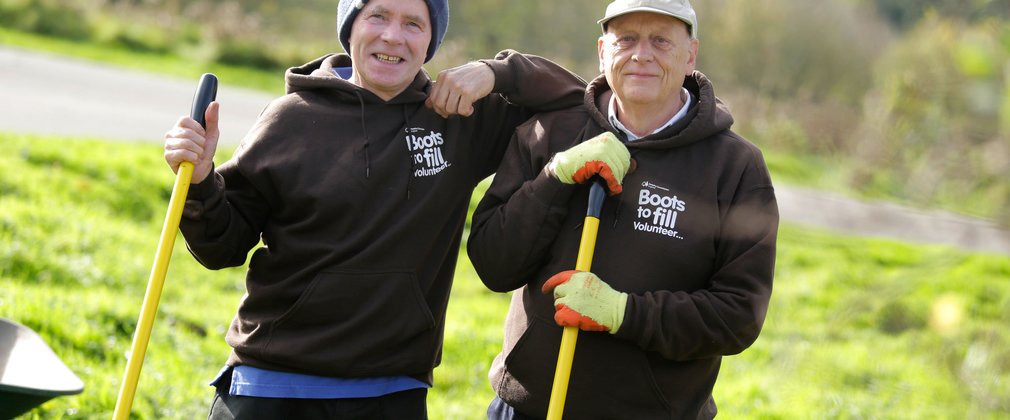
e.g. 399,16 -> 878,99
354,91 -> 371,179
613,198 -> 623,228
350,90 -> 419,200
403,105 -> 413,201
613,148 -> 632,228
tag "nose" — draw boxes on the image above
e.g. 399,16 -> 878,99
631,40 -> 654,63
379,22 -> 404,44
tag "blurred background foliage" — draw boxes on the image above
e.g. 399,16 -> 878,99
0,0 -> 1008,225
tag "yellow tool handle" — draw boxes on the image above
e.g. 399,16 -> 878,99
546,182 -> 603,420
112,161 -> 193,420
548,326 -> 579,420
546,216 -> 599,419
113,73 -> 215,419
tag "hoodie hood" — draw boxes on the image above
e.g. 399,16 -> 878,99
282,53 -> 432,182
284,53 -> 432,105
585,70 -> 734,150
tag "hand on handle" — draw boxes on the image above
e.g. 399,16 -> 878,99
164,102 -> 219,184
542,270 -> 628,334
164,74 -> 219,184
548,132 -> 631,195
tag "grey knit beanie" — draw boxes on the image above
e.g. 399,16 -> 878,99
337,0 -> 450,63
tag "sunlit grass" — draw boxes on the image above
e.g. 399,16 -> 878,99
2,132 -> 1009,419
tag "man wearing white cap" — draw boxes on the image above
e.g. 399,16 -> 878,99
468,0 -> 779,418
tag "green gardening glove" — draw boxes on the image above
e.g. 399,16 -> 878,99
541,270 -> 628,334
548,132 -> 630,195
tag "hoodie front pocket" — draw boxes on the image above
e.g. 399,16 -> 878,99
501,316 -> 671,419
264,270 -> 437,375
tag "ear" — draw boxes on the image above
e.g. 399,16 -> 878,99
598,36 -> 606,73
685,38 -> 699,75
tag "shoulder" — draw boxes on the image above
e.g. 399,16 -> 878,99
709,129 -> 764,160
507,107 -> 595,160
714,130 -> 774,187
253,93 -> 311,123
234,93 -> 316,155
251,90 -> 352,134
515,106 -> 591,139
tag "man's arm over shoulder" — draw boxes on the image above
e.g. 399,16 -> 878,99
426,50 -> 585,118
479,49 -> 585,111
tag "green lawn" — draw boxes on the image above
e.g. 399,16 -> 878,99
2,133 -> 1008,419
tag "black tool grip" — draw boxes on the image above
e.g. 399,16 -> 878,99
190,73 -> 218,129
586,180 -> 606,219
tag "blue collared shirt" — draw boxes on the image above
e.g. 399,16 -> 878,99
608,87 -> 692,141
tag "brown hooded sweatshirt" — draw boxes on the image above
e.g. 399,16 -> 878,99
467,71 -> 779,419
179,50 -> 585,382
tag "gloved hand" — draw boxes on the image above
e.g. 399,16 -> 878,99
548,132 -> 631,195
542,270 -> 628,334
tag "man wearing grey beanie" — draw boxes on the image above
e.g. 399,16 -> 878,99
163,0 -> 586,418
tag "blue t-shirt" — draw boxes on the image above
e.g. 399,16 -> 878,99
212,365 -> 429,399
334,66 -> 353,80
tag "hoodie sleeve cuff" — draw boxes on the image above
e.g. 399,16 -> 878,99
479,49 -> 519,95
525,164 -> 577,210
186,169 -> 222,201
182,169 -> 225,220
612,293 -> 640,341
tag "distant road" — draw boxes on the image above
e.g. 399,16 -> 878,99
0,45 -> 270,144
2,45 -> 1008,255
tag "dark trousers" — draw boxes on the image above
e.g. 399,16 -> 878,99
486,396 -> 542,420
207,388 -> 428,420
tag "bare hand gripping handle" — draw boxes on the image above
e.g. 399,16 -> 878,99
113,73 -> 217,420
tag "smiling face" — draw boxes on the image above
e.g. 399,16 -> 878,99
348,0 -> 431,100
599,12 -> 698,108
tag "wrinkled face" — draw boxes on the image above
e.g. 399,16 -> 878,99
599,12 -> 698,107
349,0 -> 431,100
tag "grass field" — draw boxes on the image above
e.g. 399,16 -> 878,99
1,132 -> 1009,419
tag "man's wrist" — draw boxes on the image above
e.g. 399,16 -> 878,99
609,292 -> 629,334
479,53 -> 515,94
546,158 -> 559,179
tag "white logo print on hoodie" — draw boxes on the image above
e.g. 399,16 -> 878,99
404,127 -> 451,177
634,181 -> 687,239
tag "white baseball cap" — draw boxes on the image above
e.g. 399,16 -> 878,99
598,0 -> 698,38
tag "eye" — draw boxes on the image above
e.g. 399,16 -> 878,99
650,36 -> 673,51
405,20 -> 424,33
365,13 -> 387,23
614,35 -> 636,49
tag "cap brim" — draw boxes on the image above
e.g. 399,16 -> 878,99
598,7 -> 694,36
